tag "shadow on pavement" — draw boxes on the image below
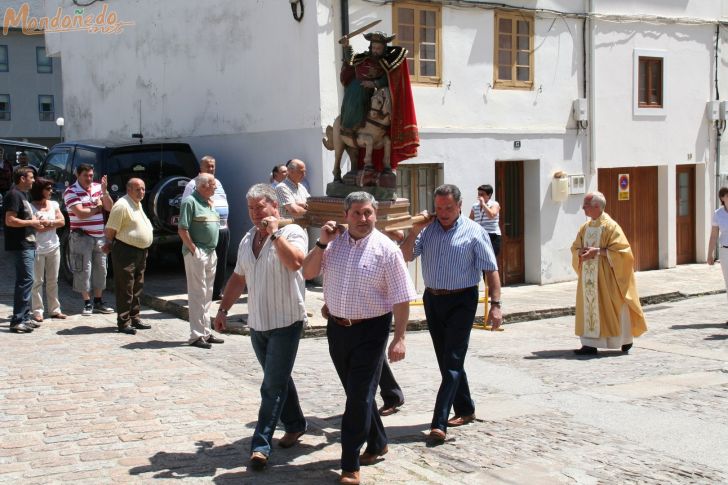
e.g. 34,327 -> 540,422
121,340 -> 188,350
524,349 -> 628,360
57,326 -> 117,335
129,438 -> 341,483
705,334 -> 728,341
670,323 -> 728,330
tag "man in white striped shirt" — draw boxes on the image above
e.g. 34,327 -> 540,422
214,183 -> 307,470
401,183 -> 502,446
62,164 -> 115,316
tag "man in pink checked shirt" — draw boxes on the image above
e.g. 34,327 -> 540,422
302,191 -> 417,485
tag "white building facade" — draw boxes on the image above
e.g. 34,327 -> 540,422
38,0 -> 728,285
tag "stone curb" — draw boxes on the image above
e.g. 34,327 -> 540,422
139,288 -> 726,339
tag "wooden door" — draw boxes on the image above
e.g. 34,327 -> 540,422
597,166 -> 659,271
495,160 -> 525,285
676,165 -> 696,264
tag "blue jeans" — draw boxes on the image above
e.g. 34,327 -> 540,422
11,249 -> 35,325
249,320 -> 306,457
423,286 -> 479,432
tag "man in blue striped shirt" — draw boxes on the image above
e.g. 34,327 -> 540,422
401,183 -> 502,445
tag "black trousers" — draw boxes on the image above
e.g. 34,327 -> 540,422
379,359 -> 404,407
111,240 -> 147,328
213,228 -> 230,297
327,313 -> 391,472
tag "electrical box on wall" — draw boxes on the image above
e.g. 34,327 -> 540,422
552,171 -> 568,202
707,101 -> 720,121
720,101 -> 728,121
569,174 -> 586,194
573,98 -> 588,121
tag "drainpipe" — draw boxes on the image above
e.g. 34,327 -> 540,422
587,0 -> 596,177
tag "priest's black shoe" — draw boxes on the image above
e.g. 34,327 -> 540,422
574,345 -> 597,355
621,343 -> 633,353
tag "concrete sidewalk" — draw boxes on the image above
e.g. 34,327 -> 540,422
140,256 -> 727,337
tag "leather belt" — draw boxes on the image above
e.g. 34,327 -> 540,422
425,286 -> 476,296
330,315 -> 367,327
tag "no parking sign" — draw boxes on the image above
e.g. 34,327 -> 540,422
618,174 -> 630,201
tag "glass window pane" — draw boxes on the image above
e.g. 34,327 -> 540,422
0,45 -> 7,71
499,66 -> 512,80
420,60 -> 435,76
400,26 -> 414,42
421,26 -> 435,43
398,8 -> 414,25
517,35 -> 529,50
517,52 -> 529,66
499,18 -> 512,33
498,50 -> 511,66
36,47 -> 52,73
0,94 -> 9,120
499,34 -> 512,50
421,10 -> 435,27
678,172 -> 689,216
517,20 -> 530,34
516,66 -> 529,81
421,43 -> 435,60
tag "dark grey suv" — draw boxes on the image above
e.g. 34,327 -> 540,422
37,138 -> 199,281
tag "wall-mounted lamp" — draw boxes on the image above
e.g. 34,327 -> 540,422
289,0 -> 304,22
55,116 -> 64,142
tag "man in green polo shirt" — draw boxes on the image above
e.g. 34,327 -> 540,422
178,173 -> 225,349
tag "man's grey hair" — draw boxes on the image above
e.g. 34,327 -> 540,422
344,191 -> 378,212
434,184 -> 462,203
195,173 -> 215,189
586,191 -> 606,210
246,183 -> 278,204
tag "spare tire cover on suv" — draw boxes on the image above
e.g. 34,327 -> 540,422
147,175 -> 191,233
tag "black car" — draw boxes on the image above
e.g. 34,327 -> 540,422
37,138 -> 200,281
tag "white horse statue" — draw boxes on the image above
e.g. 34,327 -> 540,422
322,87 -> 392,183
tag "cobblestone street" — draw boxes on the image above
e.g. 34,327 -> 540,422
1,271 -> 727,484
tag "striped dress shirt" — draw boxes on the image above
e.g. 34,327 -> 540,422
63,181 -> 106,237
234,224 -> 308,331
322,229 -> 417,320
414,216 -> 498,290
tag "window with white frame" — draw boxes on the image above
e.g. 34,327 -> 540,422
38,95 -> 54,121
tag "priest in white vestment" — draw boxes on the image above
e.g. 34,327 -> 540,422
570,192 -> 647,355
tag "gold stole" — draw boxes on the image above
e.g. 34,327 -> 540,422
581,224 -> 603,338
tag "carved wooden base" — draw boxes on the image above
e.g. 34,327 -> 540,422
307,196 -> 412,232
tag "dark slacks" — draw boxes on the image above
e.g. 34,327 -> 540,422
488,233 -> 501,257
111,240 -> 148,328
213,228 -> 230,298
327,313 -> 391,473
379,359 -> 404,407
423,286 -> 479,432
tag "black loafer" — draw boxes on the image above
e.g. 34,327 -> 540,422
191,338 -> 211,349
621,343 -> 633,353
574,346 -> 598,355
131,321 -> 152,330
118,326 -> 137,335
206,335 -> 225,344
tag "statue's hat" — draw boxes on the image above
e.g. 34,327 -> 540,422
364,31 -> 396,44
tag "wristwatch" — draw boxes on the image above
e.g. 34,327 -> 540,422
270,229 -> 284,241
490,300 -> 502,308
315,240 -> 328,249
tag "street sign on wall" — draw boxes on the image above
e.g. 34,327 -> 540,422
618,173 -> 630,201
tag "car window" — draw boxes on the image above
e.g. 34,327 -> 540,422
16,148 -> 47,167
106,146 -> 198,193
40,149 -> 70,184
70,148 -> 99,178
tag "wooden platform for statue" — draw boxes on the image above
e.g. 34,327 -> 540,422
306,196 -> 414,232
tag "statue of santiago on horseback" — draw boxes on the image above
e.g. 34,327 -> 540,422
323,30 -> 419,193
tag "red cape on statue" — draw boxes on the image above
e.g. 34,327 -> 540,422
358,61 -> 419,171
